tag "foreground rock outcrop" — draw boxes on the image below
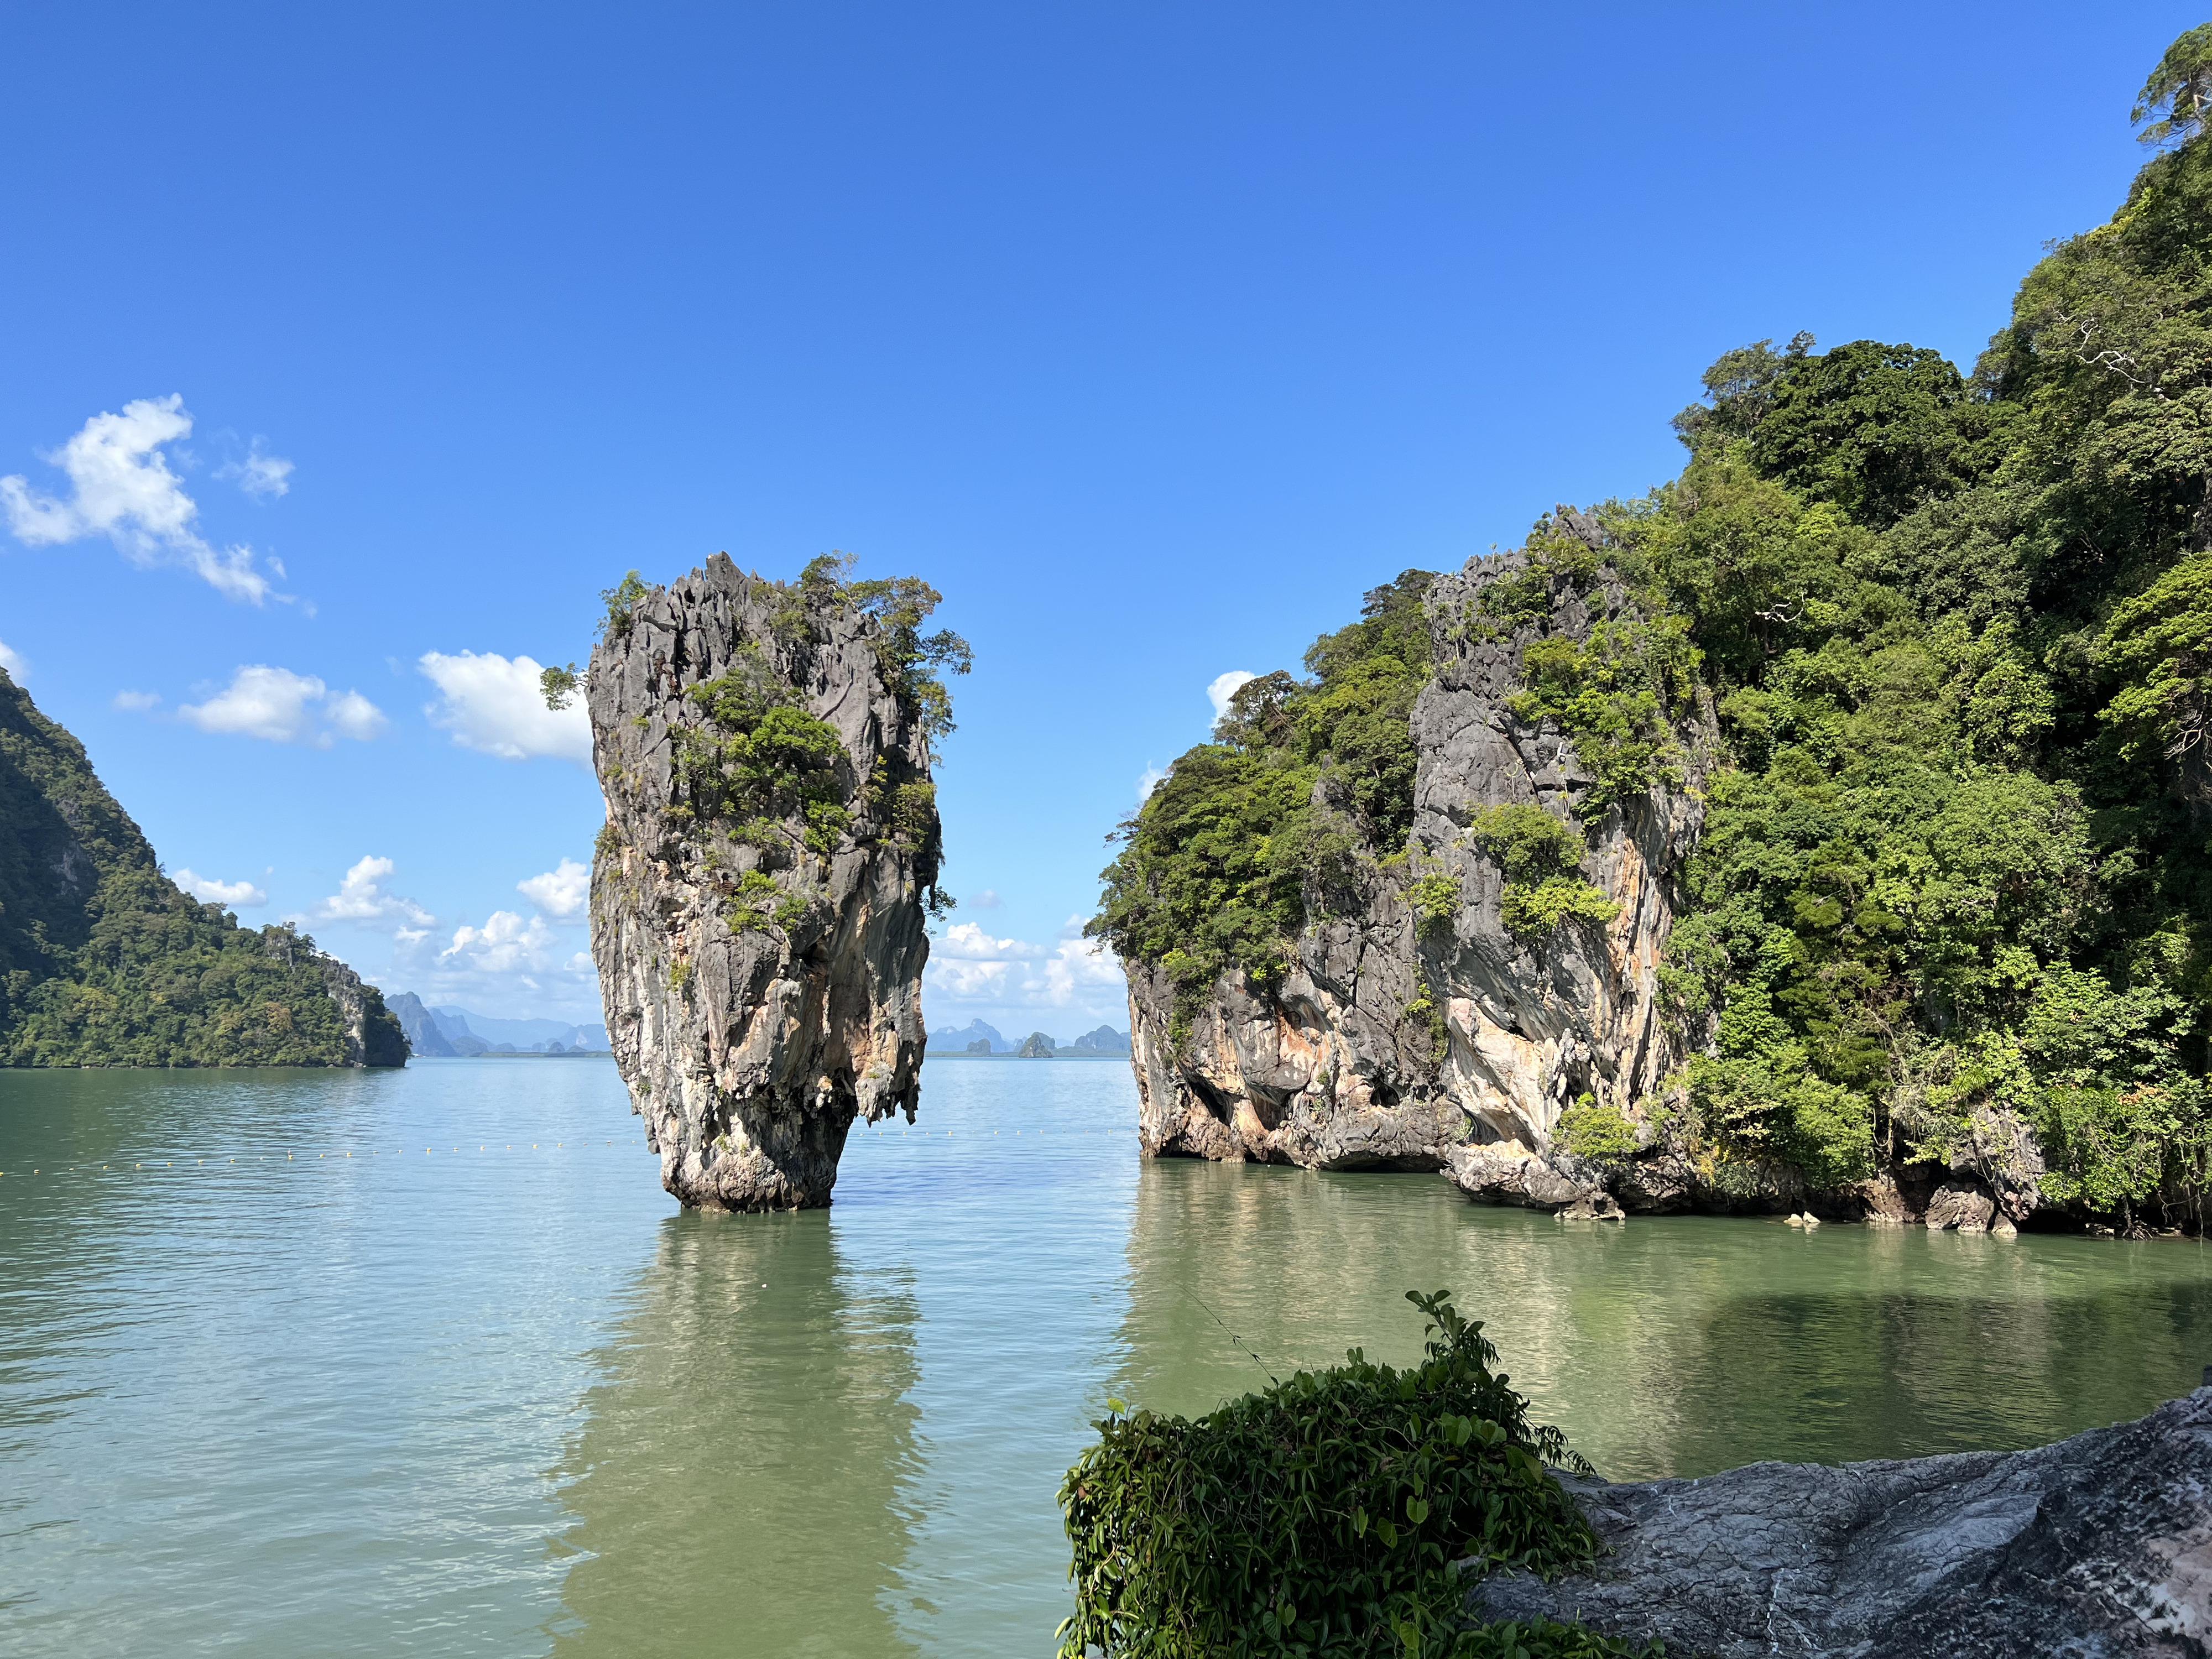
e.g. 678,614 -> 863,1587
585,555 -> 946,1209
1472,1388 -> 2212,1656
1124,512 -> 1711,1175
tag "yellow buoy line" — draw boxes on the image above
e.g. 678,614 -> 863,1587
0,1124 -> 1138,1178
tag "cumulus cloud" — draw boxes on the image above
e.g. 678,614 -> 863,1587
0,640 -> 25,681
440,910 -> 570,978
178,665 -> 387,747
1207,670 -> 1257,721
1136,763 -> 1167,802
113,689 -> 159,710
518,857 -> 591,920
968,888 -> 1003,909
1042,934 -> 1123,1005
175,868 -> 268,907
324,690 -> 388,742
316,855 -> 434,929
217,439 -> 293,500
419,650 -> 591,763
936,922 -> 1045,961
0,397 -> 282,603
923,917 -> 1126,1022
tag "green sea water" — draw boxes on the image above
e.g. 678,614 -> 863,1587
3,1057 -> 2209,1655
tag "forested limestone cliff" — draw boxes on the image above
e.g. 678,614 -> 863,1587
1092,38 -> 2212,1233
575,554 -> 966,1209
0,670 -> 407,1068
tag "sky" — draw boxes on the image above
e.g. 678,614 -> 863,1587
0,1 -> 2198,1034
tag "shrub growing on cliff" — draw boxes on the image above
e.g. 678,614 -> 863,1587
1058,1291 -> 1662,1659
1088,573 -> 1439,1044
1465,806 -> 1616,944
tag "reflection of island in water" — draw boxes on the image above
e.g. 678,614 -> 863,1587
1111,1157 -> 2212,1480
550,1213 -> 922,1658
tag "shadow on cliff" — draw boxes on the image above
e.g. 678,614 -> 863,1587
547,1211 -> 923,1658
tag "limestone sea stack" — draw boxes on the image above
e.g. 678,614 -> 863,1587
583,555 -> 957,1209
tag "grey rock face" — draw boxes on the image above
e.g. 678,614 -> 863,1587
1125,515 -> 1711,1179
385,991 -> 457,1057
585,554 -> 936,1211
314,952 -> 409,1067
1471,1387 -> 2212,1657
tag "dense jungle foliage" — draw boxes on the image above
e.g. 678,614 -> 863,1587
0,670 -> 404,1067
1091,26 -> 2212,1222
1087,570 -> 1438,1039
1059,1292 -> 1663,1659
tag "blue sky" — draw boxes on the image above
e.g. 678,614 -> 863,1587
0,1 -> 2196,1030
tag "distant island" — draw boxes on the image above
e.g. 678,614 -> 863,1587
931,1020 -> 1129,1057
0,669 -> 406,1068
386,993 -> 608,1056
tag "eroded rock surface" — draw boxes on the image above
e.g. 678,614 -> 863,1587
586,555 -> 940,1209
1126,513 -> 1712,1178
1472,1389 -> 2212,1657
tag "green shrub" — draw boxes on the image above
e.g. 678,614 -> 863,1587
1407,872 -> 1461,931
1466,807 -> 1617,943
1058,1291 -> 1653,1659
673,669 -> 853,857
1506,616 -> 1696,818
1556,1098 -> 1639,1161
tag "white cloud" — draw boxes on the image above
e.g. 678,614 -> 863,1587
420,650 -> 591,762
0,640 -> 25,681
968,888 -> 1003,909
218,439 -> 293,501
930,957 -> 1013,998
174,868 -> 268,907
324,690 -> 389,742
1042,935 -> 1124,1006
937,921 -> 1045,961
316,855 -> 434,928
1207,670 -> 1257,721
0,397 -> 281,603
441,910 -> 567,973
1136,763 -> 1167,802
113,689 -> 159,710
518,857 -> 591,920
922,920 -> 1127,1022
178,665 -> 385,747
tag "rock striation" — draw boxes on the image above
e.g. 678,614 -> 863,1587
1124,512 -> 1712,1178
585,555 -> 943,1210
1470,1387 -> 2212,1657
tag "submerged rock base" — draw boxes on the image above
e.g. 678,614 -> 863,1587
1472,1389 -> 2212,1657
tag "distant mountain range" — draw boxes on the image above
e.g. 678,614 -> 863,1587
387,993 -> 609,1057
926,1018 -> 1128,1056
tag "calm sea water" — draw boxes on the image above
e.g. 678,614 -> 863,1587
4,1056 -> 2210,1655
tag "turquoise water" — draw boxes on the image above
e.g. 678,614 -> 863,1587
3,1056 -> 2209,1655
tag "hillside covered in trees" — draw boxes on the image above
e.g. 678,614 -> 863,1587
1091,27 -> 2212,1228
0,670 -> 406,1068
